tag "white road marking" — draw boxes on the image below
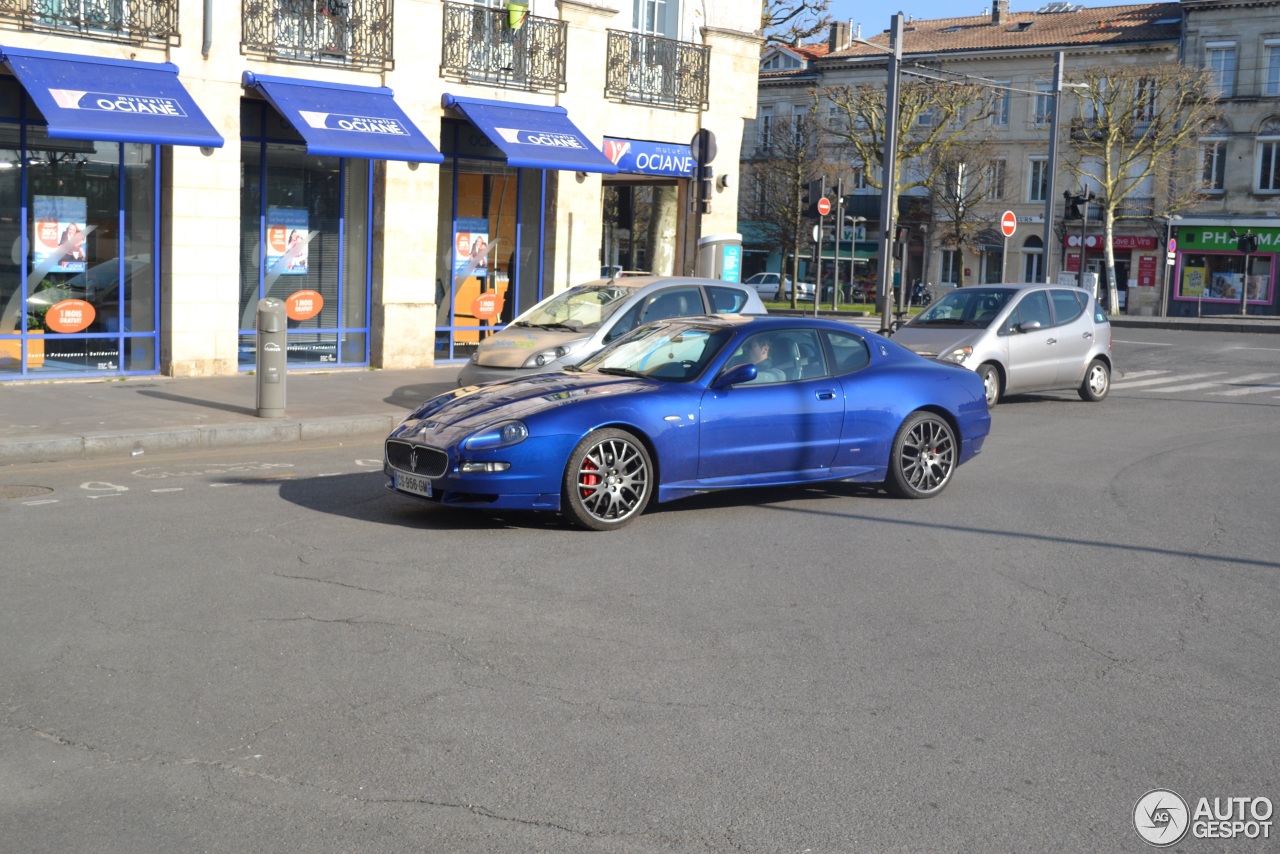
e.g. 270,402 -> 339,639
1114,370 -> 1172,381
1112,372 -> 1225,389
1209,375 -> 1280,396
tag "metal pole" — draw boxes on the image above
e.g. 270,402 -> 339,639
832,178 -> 843,311
1042,51 -> 1064,284
1240,239 -> 1250,317
1080,193 -> 1089,297
877,13 -> 903,333
815,175 -> 826,317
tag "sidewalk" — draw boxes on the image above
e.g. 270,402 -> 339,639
1,365 -> 462,466
3,312 -> 1278,467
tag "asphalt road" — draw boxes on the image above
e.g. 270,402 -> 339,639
2,327 -> 1277,853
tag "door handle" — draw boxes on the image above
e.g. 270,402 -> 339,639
816,390 -> 836,400
1046,337 -> 1057,345
1082,331 -> 1094,339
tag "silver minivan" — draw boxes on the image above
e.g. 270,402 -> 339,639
456,276 -> 765,386
890,284 -> 1113,406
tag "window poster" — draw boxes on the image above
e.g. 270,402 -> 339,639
453,218 -> 490,289
1179,261 -> 1207,298
267,208 -> 309,275
33,195 -> 87,273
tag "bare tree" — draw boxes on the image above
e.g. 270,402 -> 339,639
927,137 -> 1003,274
741,109 -> 834,307
761,0 -> 832,46
818,77 -> 1000,301
1062,63 -> 1220,312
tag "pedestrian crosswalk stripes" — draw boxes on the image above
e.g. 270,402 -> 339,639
1112,370 -> 1280,397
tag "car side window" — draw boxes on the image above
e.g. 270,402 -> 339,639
1049,290 -> 1084,326
1009,291 -> 1052,331
603,301 -> 643,343
824,330 -> 870,374
641,287 -> 704,323
706,285 -> 749,314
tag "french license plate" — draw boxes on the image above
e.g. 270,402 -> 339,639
395,471 -> 433,498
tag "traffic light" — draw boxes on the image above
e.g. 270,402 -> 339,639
1063,190 -> 1082,220
1230,229 -> 1259,254
805,179 -> 825,219
892,226 -> 910,260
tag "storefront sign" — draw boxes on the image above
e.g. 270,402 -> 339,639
266,208 -> 309,275
1174,226 -> 1280,252
33,195 -> 88,273
285,290 -> 324,321
1063,234 -> 1157,251
49,89 -> 188,117
1137,255 -> 1157,287
44,299 -> 95,333
298,111 -> 409,136
495,127 -> 586,149
603,138 -> 695,178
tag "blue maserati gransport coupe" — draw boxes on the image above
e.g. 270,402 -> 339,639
385,315 -> 991,530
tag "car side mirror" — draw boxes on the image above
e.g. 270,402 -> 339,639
1017,319 -> 1042,333
713,363 -> 757,388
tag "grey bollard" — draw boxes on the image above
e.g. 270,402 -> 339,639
255,297 -> 287,418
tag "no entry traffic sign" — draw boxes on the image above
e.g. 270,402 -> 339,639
1000,210 -> 1017,238
817,196 -> 831,216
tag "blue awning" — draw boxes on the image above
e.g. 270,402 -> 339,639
242,72 -> 442,164
0,46 -> 223,147
442,94 -> 617,173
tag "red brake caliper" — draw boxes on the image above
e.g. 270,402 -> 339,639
581,458 -> 599,498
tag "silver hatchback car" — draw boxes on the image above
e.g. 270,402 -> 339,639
456,276 -> 766,386
890,284 -> 1113,406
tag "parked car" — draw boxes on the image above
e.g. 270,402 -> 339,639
387,315 -> 991,530
890,283 -> 1113,406
744,271 -> 816,302
456,276 -> 765,386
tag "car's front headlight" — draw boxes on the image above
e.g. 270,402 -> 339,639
942,345 -> 973,365
463,420 -> 529,451
468,351 -> 479,363
523,343 -> 578,369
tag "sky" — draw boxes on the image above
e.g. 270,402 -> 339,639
826,0 -> 1118,30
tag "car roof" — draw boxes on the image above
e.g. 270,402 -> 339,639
573,276 -> 754,292
657,314 -> 870,333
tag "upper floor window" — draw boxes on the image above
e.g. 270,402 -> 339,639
1257,118 -> 1280,193
991,84 -> 1010,127
1201,121 -> 1229,193
1206,42 -> 1237,98
792,107 -> 808,147
757,106 -> 773,152
1027,156 -> 1049,203
988,158 -> 1007,200
2,0 -> 179,45
1032,81 -> 1054,126
762,53 -> 801,72
634,0 -> 675,38
1265,40 -> 1280,97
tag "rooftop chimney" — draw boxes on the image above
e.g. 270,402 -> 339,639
992,0 -> 1009,25
829,20 -> 852,51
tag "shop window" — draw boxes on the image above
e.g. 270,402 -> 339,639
1175,253 -> 1272,304
238,106 -> 372,369
0,117 -> 158,379
435,157 -> 548,361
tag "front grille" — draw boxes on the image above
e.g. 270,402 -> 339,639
386,440 -> 448,477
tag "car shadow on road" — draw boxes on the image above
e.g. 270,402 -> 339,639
246,470 -> 889,533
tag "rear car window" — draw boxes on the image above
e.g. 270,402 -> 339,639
706,285 -> 751,313
1050,289 -> 1085,326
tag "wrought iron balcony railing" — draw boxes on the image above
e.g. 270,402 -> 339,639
242,0 -> 394,72
439,2 -> 566,93
604,30 -> 709,112
0,0 -> 178,45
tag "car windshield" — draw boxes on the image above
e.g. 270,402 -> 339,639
514,285 -> 633,332
910,287 -> 1015,328
578,322 -> 734,382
